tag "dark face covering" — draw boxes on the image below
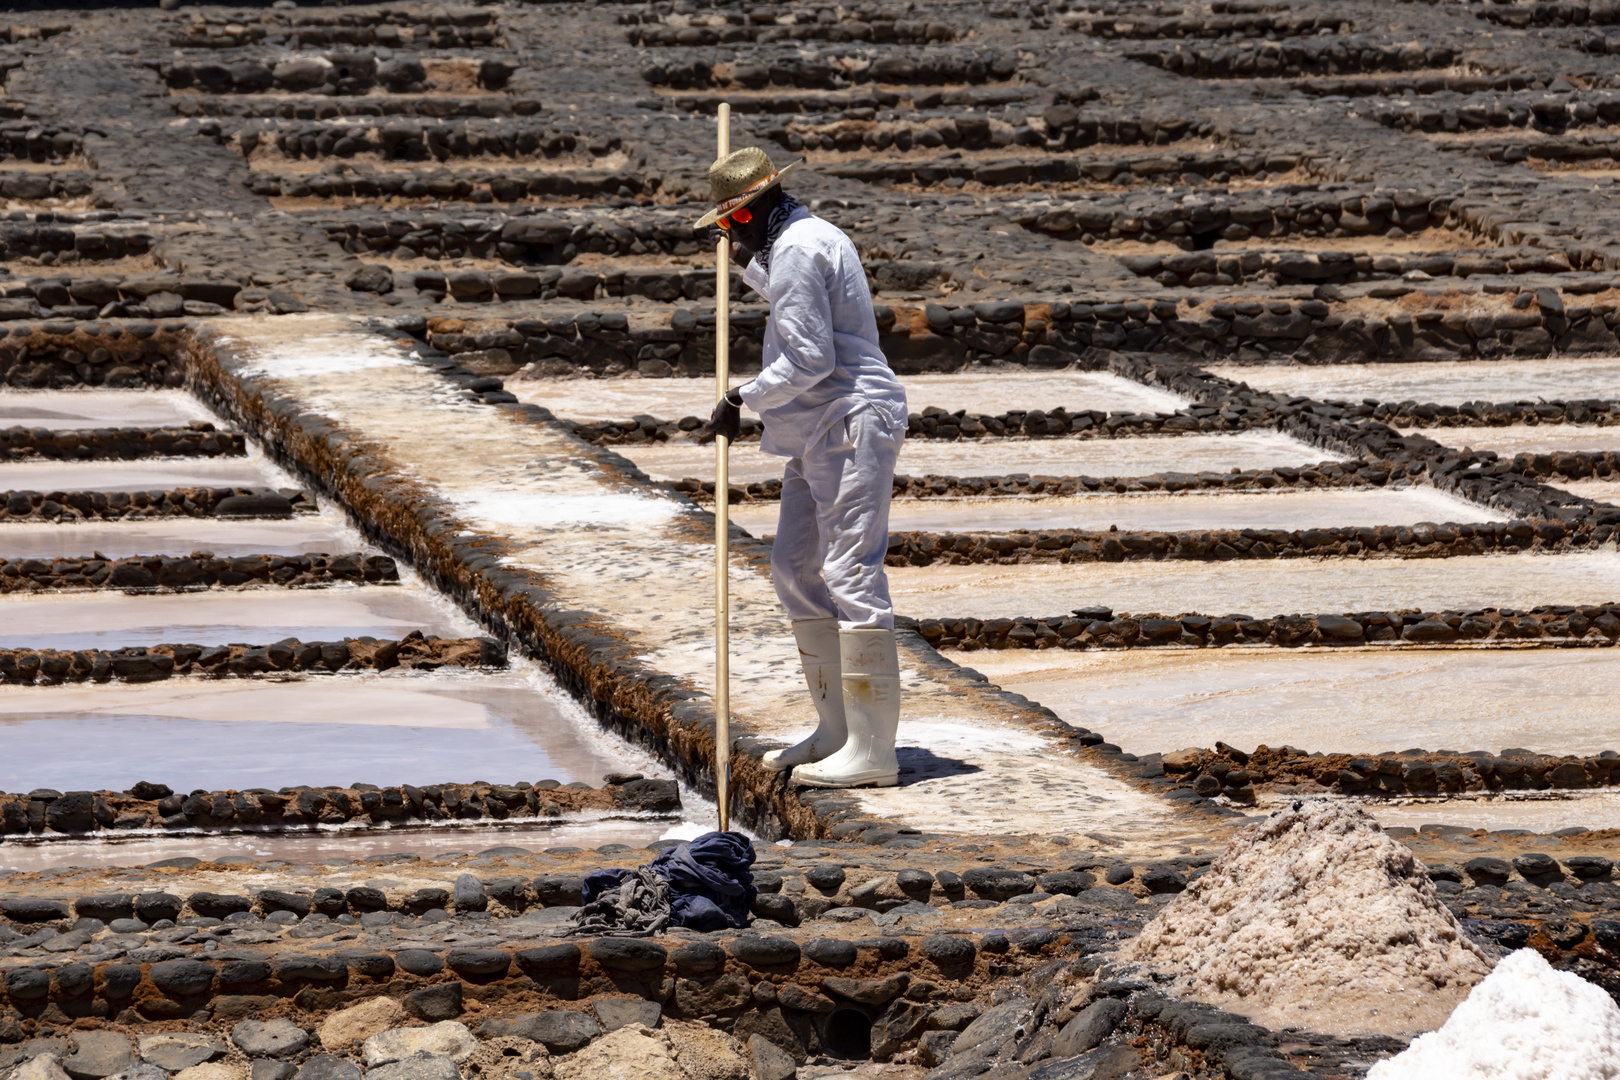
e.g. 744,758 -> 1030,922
730,187 -> 779,253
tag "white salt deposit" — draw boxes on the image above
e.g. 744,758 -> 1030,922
1367,949 -> 1620,1080
450,490 -> 680,529
1120,799 -> 1492,1035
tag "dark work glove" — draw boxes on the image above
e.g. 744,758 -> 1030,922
701,387 -> 744,444
730,242 -> 754,268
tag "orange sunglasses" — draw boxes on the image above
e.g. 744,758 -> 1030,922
715,206 -> 753,231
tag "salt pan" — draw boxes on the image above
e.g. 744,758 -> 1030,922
1368,949 -> 1620,1080
1119,799 -> 1492,1035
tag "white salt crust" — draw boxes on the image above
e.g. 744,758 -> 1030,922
1119,799 -> 1492,1035
1367,949 -> 1620,1080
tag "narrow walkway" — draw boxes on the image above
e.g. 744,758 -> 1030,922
210,315 -> 1185,843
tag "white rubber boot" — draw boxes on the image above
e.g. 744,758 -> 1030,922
761,618 -> 848,772
790,629 -> 900,788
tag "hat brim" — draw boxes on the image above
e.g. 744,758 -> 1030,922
693,158 -> 803,229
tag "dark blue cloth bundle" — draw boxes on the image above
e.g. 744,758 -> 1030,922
577,830 -> 757,934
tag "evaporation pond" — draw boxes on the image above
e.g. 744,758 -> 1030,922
0,817 -> 692,873
511,370 -> 1187,421
1552,479 -> 1620,503
0,671 -> 655,792
0,516 -> 375,559
889,550 -> 1620,618
621,431 -> 1327,485
0,457 -> 284,493
1206,356 -> 1620,404
0,586 -> 475,650
1396,424 -> 1620,455
0,389 -> 223,429
733,487 -> 1503,537
960,648 -> 1620,758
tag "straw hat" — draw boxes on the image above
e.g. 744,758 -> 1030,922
693,147 -> 803,229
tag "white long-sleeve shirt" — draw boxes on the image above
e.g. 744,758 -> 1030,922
736,208 -> 908,459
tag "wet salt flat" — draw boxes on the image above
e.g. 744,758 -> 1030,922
0,670 -> 659,793
1552,479 -> 1620,503
0,455 -> 284,493
1296,792 -> 1620,834
733,487 -> 1505,538
620,431 -> 1330,485
0,585 -> 474,650
1207,356 -> 1620,404
959,649 -> 1620,758
0,389 -> 223,429
0,818 -> 690,875
1397,423 -> 1620,455
0,514 -> 375,559
889,550 -> 1620,618
512,370 -> 1188,421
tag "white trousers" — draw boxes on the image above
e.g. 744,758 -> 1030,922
770,407 -> 903,631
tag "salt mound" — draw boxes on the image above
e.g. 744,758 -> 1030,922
1367,949 -> 1620,1080
1119,799 -> 1492,1035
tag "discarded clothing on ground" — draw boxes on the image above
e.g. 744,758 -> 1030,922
570,866 -> 672,938
571,830 -> 757,936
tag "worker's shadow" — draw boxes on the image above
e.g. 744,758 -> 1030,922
895,746 -> 981,786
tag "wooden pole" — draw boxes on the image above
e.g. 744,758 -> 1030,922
714,102 -> 732,834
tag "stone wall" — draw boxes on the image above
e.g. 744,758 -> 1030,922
915,604 -> 1620,652
0,772 -> 676,837
0,632 -> 494,688
155,56 -> 518,96
0,423 -> 243,460
0,486 -> 316,521
0,552 -> 396,592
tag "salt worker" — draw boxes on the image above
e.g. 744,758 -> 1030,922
699,147 -> 909,789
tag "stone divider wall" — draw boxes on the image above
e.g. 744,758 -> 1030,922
639,46 -> 1019,90
1478,0 -> 1620,26
1124,35 -> 1456,77
1120,246 -> 1591,288
0,486 -> 315,522
915,604 -> 1620,653
813,149 -> 1281,186
624,16 -> 956,46
241,119 -> 596,162
0,424 -> 243,461
0,773 -> 675,838
1369,88 -> 1620,131
0,633 -> 498,689
172,96 -> 545,119
0,174 -> 94,203
0,221 -> 153,262
169,7 -> 502,49
246,167 -> 653,202
154,56 -> 518,96
758,104 -> 1211,156
1373,397 -> 1620,427
0,323 -> 193,388
422,282 -> 1620,377
885,517 -> 1590,567
1165,742 -> 1620,798
675,460 -> 1382,502
1060,9 -> 1350,38
0,552 -> 397,592
0,125 -> 82,163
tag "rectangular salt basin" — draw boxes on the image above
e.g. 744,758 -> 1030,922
733,487 -> 1504,537
513,370 -> 1188,422
1207,357 -> 1620,405
0,389 -> 223,429
0,670 -> 657,793
890,550 -> 1620,618
959,649 -> 1620,758
1293,792 -> 1620,835
1396,424 -> 1620,455
0,585 -> 477,650
0,516 -> 376,559
0,457 -> 284,493
620,431 -> 1329,485
1551,479 -> 1620,503
0,818 -> 688,874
